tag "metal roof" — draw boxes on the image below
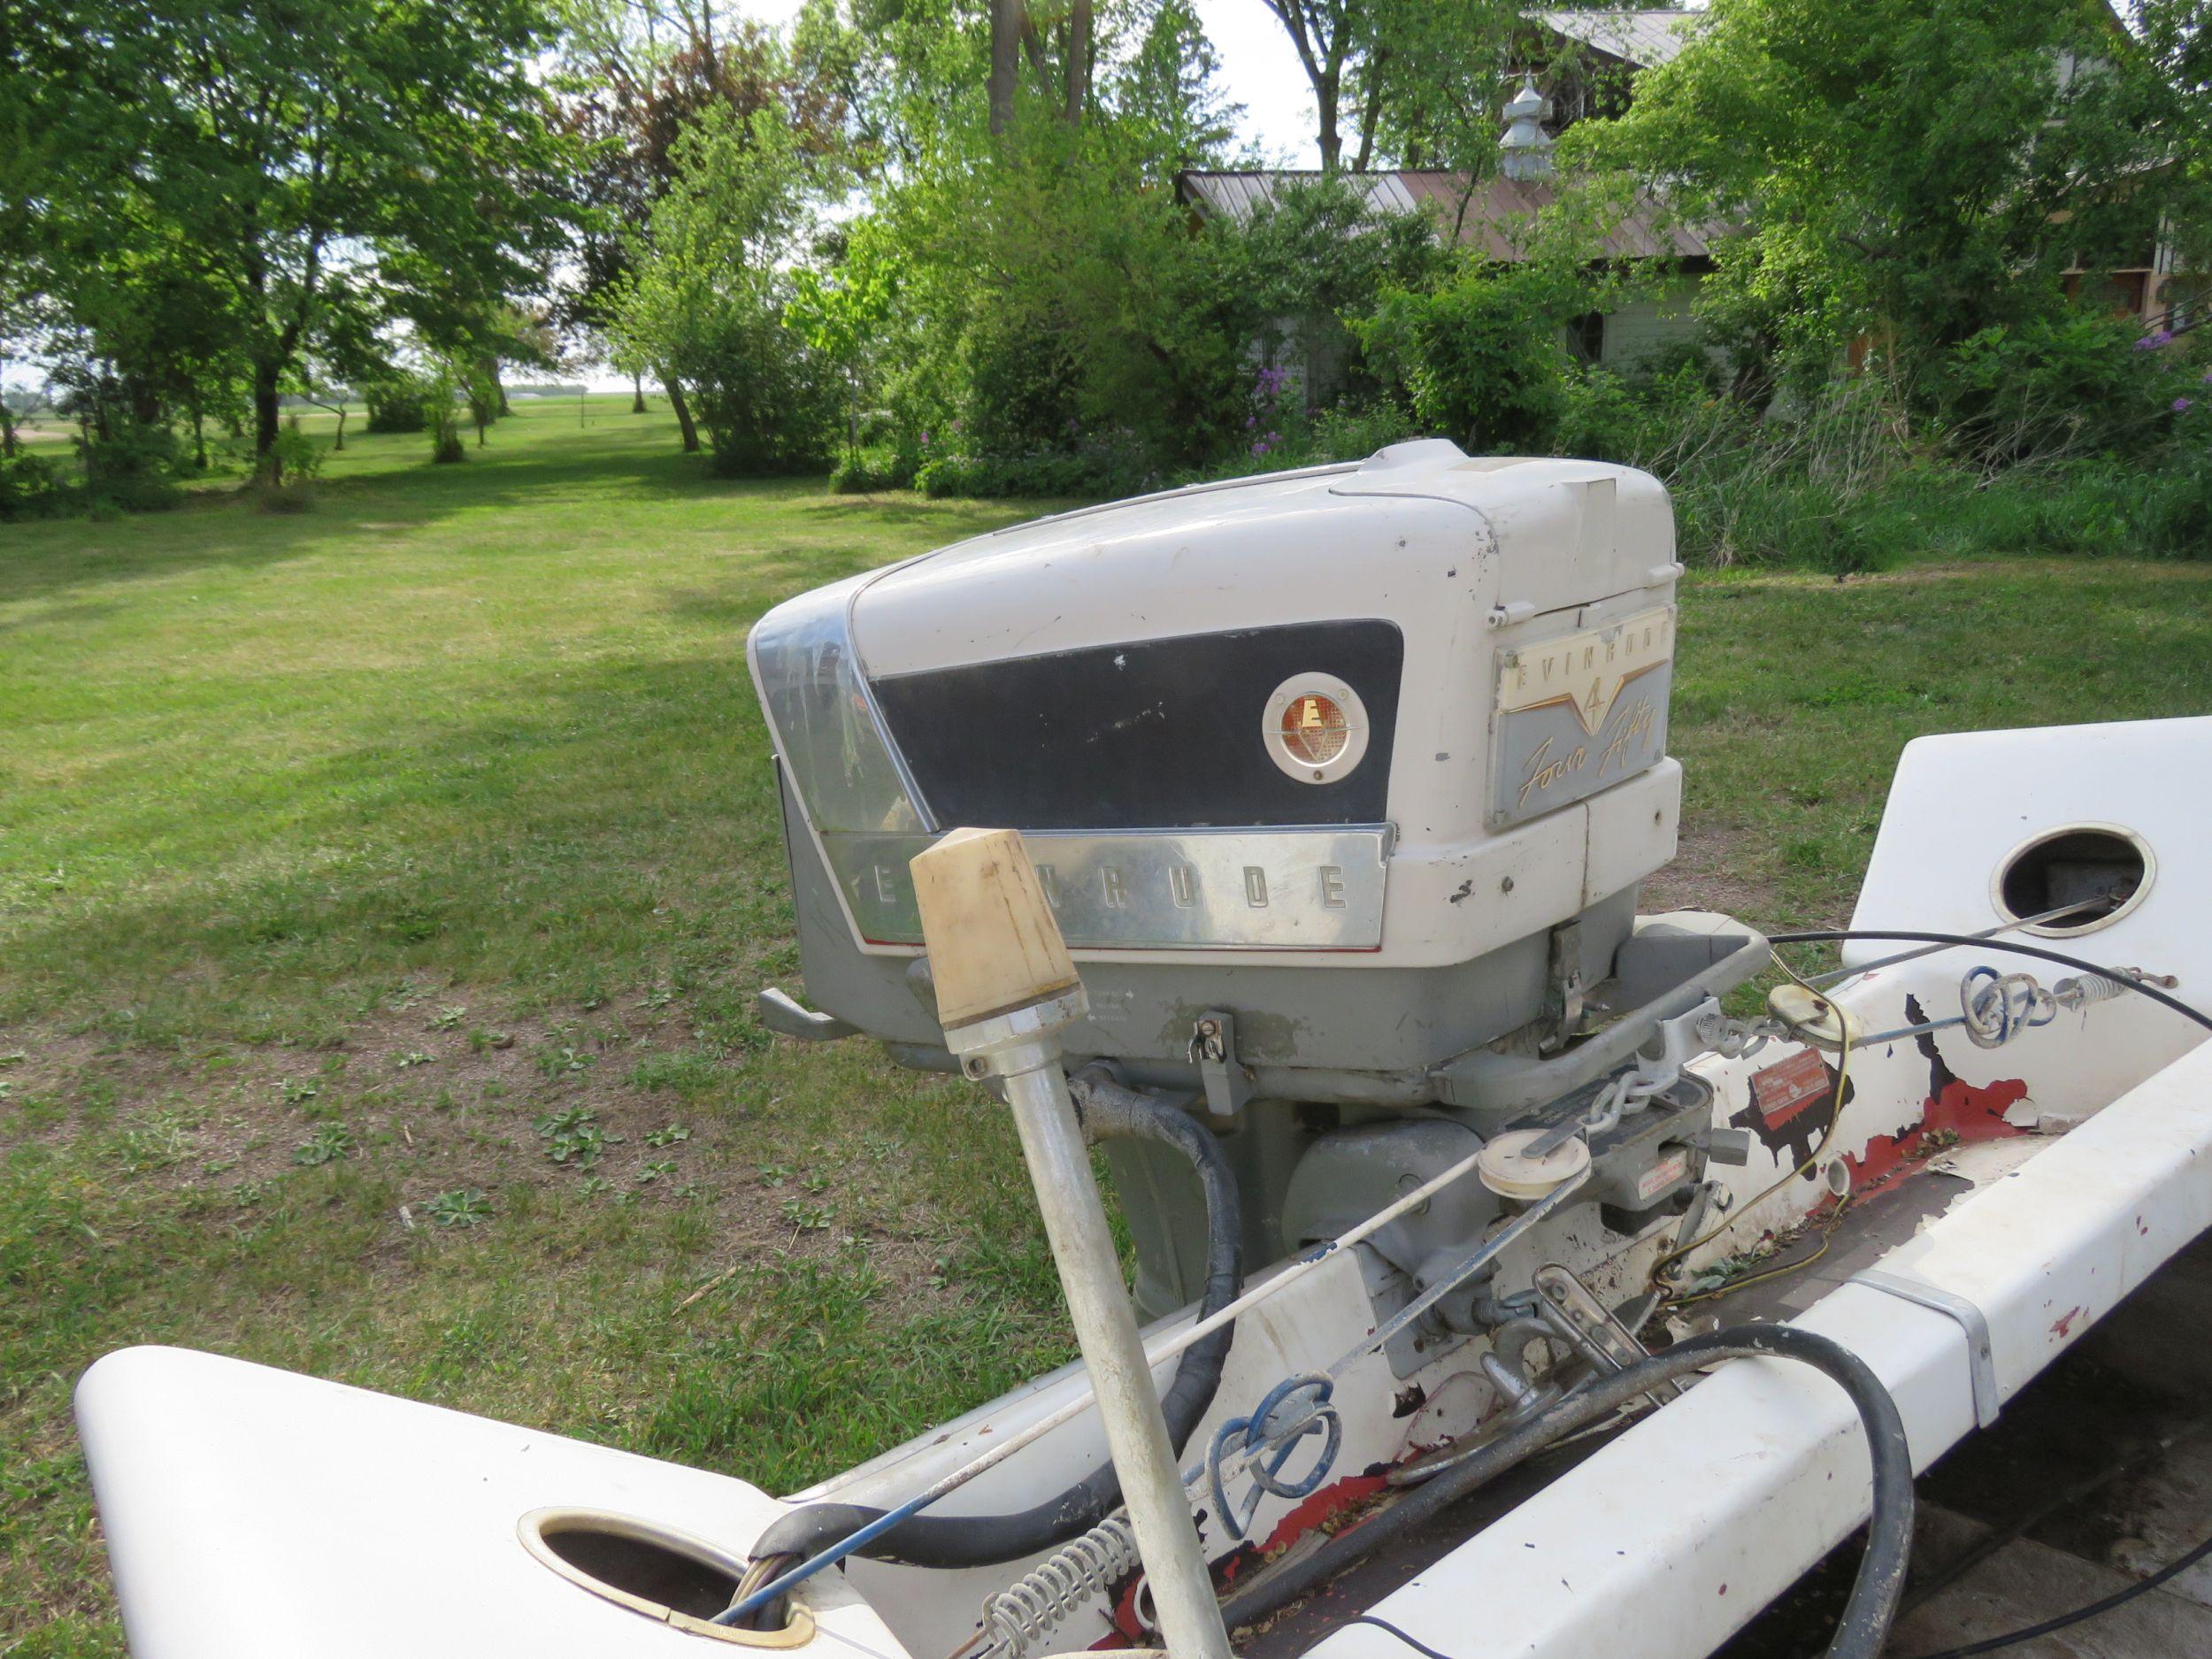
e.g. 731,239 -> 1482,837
1533,9 -> 1703,68
1175,169 -> 1717,263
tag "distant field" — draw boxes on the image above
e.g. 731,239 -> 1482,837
4,396 -> 2210,1655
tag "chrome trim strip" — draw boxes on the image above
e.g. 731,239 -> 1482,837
821,826 -> 1394,950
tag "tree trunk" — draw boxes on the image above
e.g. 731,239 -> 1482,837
334,407 -> 346,451
1317,81 -> 1341,171
631,373 -> 647,415
1065,0 -> 1091,126
189,395 -> 207,468
990,0 -> 1023,136
253,361 -> 282,457
664,374 -> 700,453
1,400 -> 17,460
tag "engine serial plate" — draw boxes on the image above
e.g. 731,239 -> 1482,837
1489,606 -> 1675,828
820,826 -> 1392,951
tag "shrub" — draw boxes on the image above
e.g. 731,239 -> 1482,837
829,444 -> 918,493
425,396 -> 466,464
0,449 -> 73,520
916,430 -> 1156,501
1199,398 -> 1421,480
80,420 -> 182,512
1935,312 -> 2199,470
363,373 -> 428,434
254,421 -> 323,512
1356,265 -> 1581,453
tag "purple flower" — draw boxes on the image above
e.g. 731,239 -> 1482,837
1251,440 -> 1269,457
2137,329 -> 2174,351
1266,431 -> 1280,443
1245,414 -> 1256,428
920,430 -> 932,446
2176,397 -> 2195,414
2202,368 -> 2211,384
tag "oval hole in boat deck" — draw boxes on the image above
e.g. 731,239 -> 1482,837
518,1507 -> 814,1647
1993,823 -> 2153,938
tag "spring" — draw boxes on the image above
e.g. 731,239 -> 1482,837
2055,972 -> 2132,1010
976,1515 -> 1141,1659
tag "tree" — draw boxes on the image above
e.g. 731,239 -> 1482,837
1260,1 -> 1365,170
611,102 -> 843,474
554,0 -> 856,452
19,0 -> 578,458
788,224 -> 902,457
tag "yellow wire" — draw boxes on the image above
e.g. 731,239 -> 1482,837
1649,953 -> 1854,1305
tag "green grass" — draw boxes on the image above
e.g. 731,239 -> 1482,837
4,398 -> 2210,1654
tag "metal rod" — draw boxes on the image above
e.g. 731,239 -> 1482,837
999,1052 -> 1233,1659
1802,899 -> 2108,989
746,1125 -> 1504,1587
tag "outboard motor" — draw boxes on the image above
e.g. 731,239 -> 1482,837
750,440 -> 1763,1315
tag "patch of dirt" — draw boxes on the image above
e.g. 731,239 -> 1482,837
0,989 -> 970,1310
1640,820 -> 1780,922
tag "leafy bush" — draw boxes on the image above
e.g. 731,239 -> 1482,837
80,420 -> 182,512
828,444 -> 918,494
917,429 -> 1155,501
687,306 -> 841,478
1356,265 -> 1582,453
1198,398 -> 1420,480
254,422 -> 323,512
0,449 -> 73,520
425,395 -> 466,464
363,373 -> 428,434
1937,312 -> 2200,470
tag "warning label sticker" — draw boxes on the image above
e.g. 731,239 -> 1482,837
1637,1150 -> 1689,1201
1749,1047 -> 1834,1131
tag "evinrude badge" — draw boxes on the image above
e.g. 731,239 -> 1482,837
1489,607 -> 1675,828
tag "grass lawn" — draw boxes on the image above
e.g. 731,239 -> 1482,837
4,397 -> 2209,1655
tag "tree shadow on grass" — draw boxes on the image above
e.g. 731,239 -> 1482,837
0,423 -> 871,609
3,650 -> 794,1038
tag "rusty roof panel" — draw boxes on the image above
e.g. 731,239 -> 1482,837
1175,169 -> 1719,262
1533,9 -> 1703,68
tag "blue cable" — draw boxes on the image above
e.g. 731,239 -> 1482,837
711,1487 -> 942,1627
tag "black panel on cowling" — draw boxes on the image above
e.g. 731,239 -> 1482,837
868,620 -> 1403,831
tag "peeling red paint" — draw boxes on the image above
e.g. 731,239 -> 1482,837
1845,1075 -> 2030,1195
1097,1473 -> 1393,1644
2051,1306 -> 2084,1339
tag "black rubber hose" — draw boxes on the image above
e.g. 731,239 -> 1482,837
748,1070 -> 1242,1569
1219,1324 -> 1915,1659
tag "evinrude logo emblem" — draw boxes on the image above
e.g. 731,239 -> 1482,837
1263,672 -> 1371,785
1489,606 -> 1675,829
1498,608 -> 1674,735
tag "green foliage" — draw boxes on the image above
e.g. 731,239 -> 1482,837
828,444 -> 919,494
1198,400 -> 1420,480
1567,0 -> 2209,379
16,0 -> 580,461
612,102 -> 841,476
78,420 -> 182,513
1935,314 -> 2202,470
915,434 -> 1153,501
0,450 -> 73,521
254,422 -> 324,513
1358,265 -> 1586,452
364,374 -> 429,434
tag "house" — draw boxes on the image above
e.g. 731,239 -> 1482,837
1175,11 -> 1720,389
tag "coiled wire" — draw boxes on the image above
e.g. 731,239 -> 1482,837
976,1515 -> 1141,1659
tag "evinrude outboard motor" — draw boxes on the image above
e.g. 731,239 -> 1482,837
750,440 -> 1765,1318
